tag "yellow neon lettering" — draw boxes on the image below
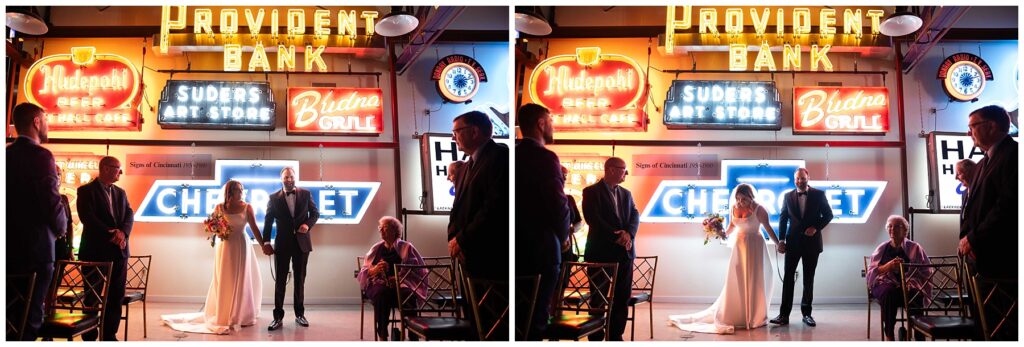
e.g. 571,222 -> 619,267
220,9 -> 238,36
664,6 -> 692,55
304,45 -> 327,72
776,9 -> 785,36
338,10 -> 357,37
750,8 -> 770,37
725,8 -> 743,36
783,44 -> 801,71
245,9 -> 265,38
844,9 -> 863,38
277,45 -> 295,71
866,10 -> 884,35
314,10 -> 331,36
753,41 -> 777,71
270,9 -> 279,38
361,11 -> 379,36
224,44 -> 242,71
810,44 -> 833,72
248,42 -> 271,72
729,44 -> 746,71
288,9 -> 305,36
194,9 -> 213,35
159,6 -> 186,54
819,9 -> 836,38
699,9 -> 718,35
793,8 -> 811,37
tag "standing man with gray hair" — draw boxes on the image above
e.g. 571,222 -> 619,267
959,105 -> 1018,279
6,103 -> 67,341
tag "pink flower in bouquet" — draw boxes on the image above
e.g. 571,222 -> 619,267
702,213 -> 725,245
203,208 -> 233,247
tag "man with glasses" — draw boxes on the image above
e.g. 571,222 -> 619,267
6,103 -> 67,341
581,157 -> 639,341
448,110 -> 509,339
78,156 -> 134,341
959,105 -> 1017,280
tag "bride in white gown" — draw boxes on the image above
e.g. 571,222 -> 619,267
162,180 -> 265,334
668,183 -> 781,334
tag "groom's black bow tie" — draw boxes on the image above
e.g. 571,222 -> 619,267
796,191 -> 807,196
286,191 -> 295,196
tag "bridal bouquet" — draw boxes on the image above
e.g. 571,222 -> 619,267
203,208 -> 232,247
701,213 -> 725,245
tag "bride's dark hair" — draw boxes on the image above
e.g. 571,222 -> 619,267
223,180 -> 243,208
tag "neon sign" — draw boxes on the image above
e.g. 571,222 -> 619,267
793,86 -> 888,134
419,134 -> 513,214
23,47 -> 142,131
663,80 -> 781,129
528,47 -> 648,132
287,87 -> 383,135
431,54 -> 487,104
158,80 -> 275,130
937,53 -> 993,102
160,6 -> 379,72
664,7 -> 891,72
926,133 -> 984,212
640,160 -> 886,230
136,160 -> 380,239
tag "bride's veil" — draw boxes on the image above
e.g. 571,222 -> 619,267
727,183 -> 778,311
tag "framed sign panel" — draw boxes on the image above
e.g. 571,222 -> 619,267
287,87 -> 384,135
664,80 -> 782,130
157,80 -> 275,130
419,133 -> 512,214
793,86 -> 889,134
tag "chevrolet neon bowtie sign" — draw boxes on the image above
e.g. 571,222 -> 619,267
136,160 -> 380,238
640,160 -> 886,226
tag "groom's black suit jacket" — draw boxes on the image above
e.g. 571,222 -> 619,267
263,188 -> 319,254
778,187 -> 833,254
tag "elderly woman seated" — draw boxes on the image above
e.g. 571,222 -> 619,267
866,215 -> 931,341
358,216 -> 427,340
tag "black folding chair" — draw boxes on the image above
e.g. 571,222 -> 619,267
545,262 -> 618,341
627,256 -> 657,341
6,273 -> 37,341
899,263 -> 975,341
514,275 -> 540,341
121,255 -> 151,340
394,263 -> 473,340
37,261 -> 112,341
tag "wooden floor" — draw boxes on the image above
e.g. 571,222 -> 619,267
93,301 -> 881,341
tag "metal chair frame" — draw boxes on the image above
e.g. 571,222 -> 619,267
121,255 -> 151,340
546,261 -> 618,341
6,272 -> 37,341
465,277 -> 509,340
394,263 -> 470,340
514,275 -> 540,341
38,261 -> 112,341
970,275 -> 1018,341
627,256 -> 657,341
899,262 -> 973,341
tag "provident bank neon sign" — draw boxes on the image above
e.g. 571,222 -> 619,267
640,160 -> 886,226
136,160 -> 380,237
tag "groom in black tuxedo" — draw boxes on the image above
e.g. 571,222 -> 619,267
263,167 -> 319,331
772,167 -> 833,327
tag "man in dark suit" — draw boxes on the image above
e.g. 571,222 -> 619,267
771,167 -> 834,327
6,103 -> 67,341
581,157 -> 639,341
954,159 -> 977,233
449,111 -> 509,340
959,105 -> 1018,280
448,111 -> 509,280
55,165 -> 75,262
263,166 -> 319,331
515,103 -> 570,340
77,156 -> 133,341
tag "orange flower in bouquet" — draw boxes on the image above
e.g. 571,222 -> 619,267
203,208 -> 232,247
702,213 -> 726,245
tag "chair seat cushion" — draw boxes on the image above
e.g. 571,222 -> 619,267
910,316 -> 976,339
122,291 -> 144,304
629,292 -> 651,305
38,312 -> 100,337
546,313 -> 606,340
404,316 -> 473,340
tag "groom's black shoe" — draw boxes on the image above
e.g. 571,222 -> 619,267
296,316 -> 309,327
268,319 -> 283,331
769,315 -> 789,325
802,316 -> 816,327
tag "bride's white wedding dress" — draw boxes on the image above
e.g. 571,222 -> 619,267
162,206 -> 263,334
668,207 -> 775,334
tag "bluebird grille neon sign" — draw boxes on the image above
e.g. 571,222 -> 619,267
136,160 -> 380,239
640,160 -> 886,228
